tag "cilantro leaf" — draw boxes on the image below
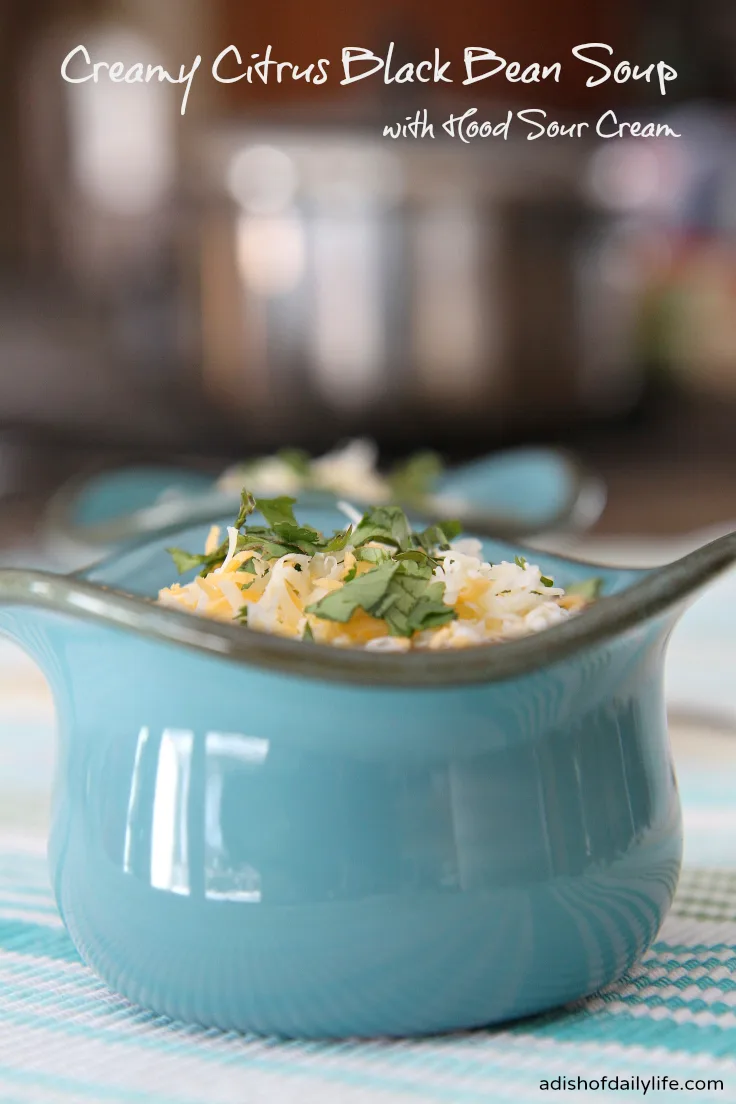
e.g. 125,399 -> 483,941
438,519 -> 462,543
306,561 -> 398,623
349,506 -> 413,551
373,564 -> 452,637
407,583 -> 457,632
392,552 -> 433,578
322,528 -> 352,553
276,523 -> 321,543
166,486 -> 309,577
373,569 -> 426,635
566,577 -> 603,600
270,522 -> 323,554
277,448 -> 311,477
540,575 -> 554,588
166,547 -> 212,575
168,489 -> 258,575
234,490 -> 257,529
514,554 -> 528,570
388,450 -> 443,502
413,520 -> 461,555
355,546 -> 392,565
238,535 -> 298,560
255,496 -> 298,528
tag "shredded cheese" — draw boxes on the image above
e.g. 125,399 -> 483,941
159,535 -> 586,650
217,439 -> 392,501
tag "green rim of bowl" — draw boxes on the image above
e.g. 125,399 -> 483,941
0,530 -> 733,687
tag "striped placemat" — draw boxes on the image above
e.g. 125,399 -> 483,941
0,644 -> 735,1102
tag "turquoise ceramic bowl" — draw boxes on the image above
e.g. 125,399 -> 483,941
43,446 -> 606,566
0,506 -> 733,1039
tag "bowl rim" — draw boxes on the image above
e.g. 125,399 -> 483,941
1,530 -> 734,687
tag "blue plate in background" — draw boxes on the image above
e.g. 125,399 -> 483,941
43,446 -> 606,568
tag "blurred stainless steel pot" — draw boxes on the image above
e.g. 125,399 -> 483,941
181,116 -> 646,454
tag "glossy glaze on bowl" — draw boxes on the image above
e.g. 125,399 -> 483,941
0,512 -> 733,1038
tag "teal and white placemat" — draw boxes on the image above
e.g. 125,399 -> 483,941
1,636 -> 735,1103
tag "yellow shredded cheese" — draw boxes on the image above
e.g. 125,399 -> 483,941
158,531 -> 589,650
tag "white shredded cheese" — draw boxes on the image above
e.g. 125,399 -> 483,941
216,527 -> 240,574
159,527 -> 588,651
216,439 -> 392,502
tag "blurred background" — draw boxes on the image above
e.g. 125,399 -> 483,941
1,0 -> 736,861
2,0 -> 736,541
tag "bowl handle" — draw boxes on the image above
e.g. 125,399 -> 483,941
621,530 -> 736,618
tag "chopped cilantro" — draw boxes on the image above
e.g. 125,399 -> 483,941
566,577 -> 603,600
406,586 -> 457,632
234,489 -> 257,529
306,561 -> 398,623
379,573 -> 455,638
255,496 -> 298,528
388,450 -> 443,502
166,488 -> 471,639
540,575 -> 554,588
395,549 -> 436,568
237,535 -> 297,560
514,554 -> 528,570
305,553 -> 456,639
349,506 -> 413,552
168,490 -> 259,577
412,520 -> 461,555
276,448 -> 311,476
322,528 -> 352,553
355,546 -> 392,565
165,547 -> 213,575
